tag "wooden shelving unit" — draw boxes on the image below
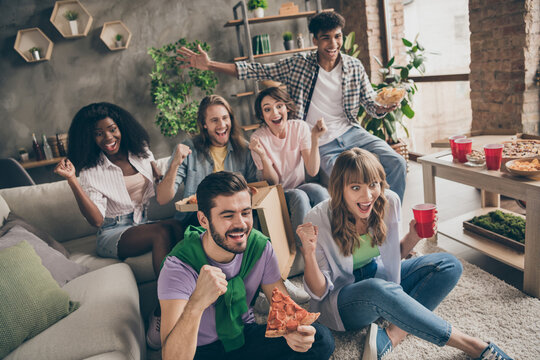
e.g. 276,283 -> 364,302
21,157 -> 63,169
234,46 -> 317,61
226,0 -> 325,124
14,28 -> 54,63
50,0 -> 93,38
100,21 -> 132,51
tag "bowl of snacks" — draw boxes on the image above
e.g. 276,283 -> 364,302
505,157 -> 540,177
374,87 -> 406,107
465,150 -> 485,166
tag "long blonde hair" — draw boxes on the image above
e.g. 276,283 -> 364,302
328,148 -> 388,256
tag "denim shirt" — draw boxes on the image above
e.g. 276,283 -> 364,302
167,138 -> 257,222
302,190 -> 402,331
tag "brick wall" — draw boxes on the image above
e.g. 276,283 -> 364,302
338,0 -> 405,82
469,0 -> 539,134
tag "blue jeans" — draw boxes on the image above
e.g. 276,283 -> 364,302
337,253 -> 463,346
194,322 -> 335,360
285,183 -> 329,245
319,126 -> 407,202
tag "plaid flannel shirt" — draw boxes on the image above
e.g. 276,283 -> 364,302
236,51 -> 384,124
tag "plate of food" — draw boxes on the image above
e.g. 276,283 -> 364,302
465,149 -> 486,167
374,87 -> 406,107
175,194 -> 198,212
505,157 -> 540,177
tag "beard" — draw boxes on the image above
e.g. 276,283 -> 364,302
208,221 -> 249,254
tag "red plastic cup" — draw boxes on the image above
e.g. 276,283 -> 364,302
449,135 -> 467,161
454,138 -> 472,163
484,144 -> 503,170
412,203 -> 437,238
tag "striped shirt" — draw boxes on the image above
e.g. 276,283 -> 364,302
236,51 -> 385,124
79,151 -> 155,223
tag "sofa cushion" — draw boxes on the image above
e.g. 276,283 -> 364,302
0,241 -> 80,359
4,263 -> 145,360
0,226 -> 87,286
65,234 -> 156,284
0,195 -> 9,225
0,181 -> 96,243
0,213 -> 70,257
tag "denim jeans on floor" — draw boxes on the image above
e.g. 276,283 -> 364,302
194,322 -> 335,360
318,126 -> 407,202
337,253 -> 463,346
285,183 -> 329,245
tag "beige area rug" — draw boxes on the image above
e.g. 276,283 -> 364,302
272,240 -> 540,360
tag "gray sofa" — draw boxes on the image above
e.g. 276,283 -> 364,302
0,159 -> 177,360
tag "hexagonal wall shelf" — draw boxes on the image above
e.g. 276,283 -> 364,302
14,28 -> 54,63
50,0 -> 93,38
100,21 -> 132,51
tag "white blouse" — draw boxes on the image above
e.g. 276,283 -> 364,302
79,151 -> 155,224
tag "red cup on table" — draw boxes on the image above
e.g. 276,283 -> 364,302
484,144 -> 503,170
454,138 -> 472,163
449,135 -> 467,161
412,203 -> 437,238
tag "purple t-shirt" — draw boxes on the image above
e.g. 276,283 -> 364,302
158,236 -> 281,346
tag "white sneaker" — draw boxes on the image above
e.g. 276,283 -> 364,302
362,323 -> 378,360
284,279 -> 311,304
146,314 -> 161,350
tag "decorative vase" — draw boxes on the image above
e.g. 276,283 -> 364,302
115,40 -> 123,48
69,20 -> 79,35
283,40 -> 295,51
253,8 -> 264,18
296,34 -> 305,49
32,50 -> 40,61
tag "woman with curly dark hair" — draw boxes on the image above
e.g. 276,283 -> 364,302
54,102 -> 182,350
297,148 -> 513,360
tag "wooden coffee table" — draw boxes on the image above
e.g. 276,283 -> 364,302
419,151 -> 540,298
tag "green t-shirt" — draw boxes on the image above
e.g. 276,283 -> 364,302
352,233 -> 380,270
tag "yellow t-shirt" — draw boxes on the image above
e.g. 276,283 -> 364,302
209,145 -> 227,172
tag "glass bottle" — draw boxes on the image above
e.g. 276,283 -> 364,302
32,133 -> 45,161
56,133 -> 66,157
42,134 -> 53,160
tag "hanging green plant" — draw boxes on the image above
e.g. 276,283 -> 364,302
344,32 -> 427,144
148,38 -> 218,136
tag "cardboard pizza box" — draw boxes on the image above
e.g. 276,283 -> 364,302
279,2 -> 299,15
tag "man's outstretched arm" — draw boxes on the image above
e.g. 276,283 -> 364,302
177,44 -> 238,77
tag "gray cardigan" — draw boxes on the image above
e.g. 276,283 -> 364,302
302,190 -> 402,331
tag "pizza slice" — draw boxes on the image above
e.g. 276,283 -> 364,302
265,287 -> 320,338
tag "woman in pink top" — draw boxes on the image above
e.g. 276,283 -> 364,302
54,102 -> 182,350
249,87 -> 329,246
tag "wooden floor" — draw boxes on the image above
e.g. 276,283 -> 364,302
403,160 -> 524,290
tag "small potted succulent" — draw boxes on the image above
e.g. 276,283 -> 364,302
283,31 -> 294,50
63,10 -> 79,35
247,0 -> 268,18
29,47 -> 42,61
115,34 -> 123,48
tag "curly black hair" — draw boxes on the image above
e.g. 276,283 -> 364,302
67,102 -> 150,171
308,11 -> 345,38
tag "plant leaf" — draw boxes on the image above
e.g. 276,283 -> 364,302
387,56 -> 395,67
402,38 -> 413,47
401,103 -> 415,118
373,56 -> 383,67
344,31 -> 355,51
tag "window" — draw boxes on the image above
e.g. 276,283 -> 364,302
401,0 -> 472,154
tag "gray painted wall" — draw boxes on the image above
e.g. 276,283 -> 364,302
1,0 -> 332,174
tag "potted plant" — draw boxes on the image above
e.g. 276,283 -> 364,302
247,0 -> 268,18
148,38 -> 218,136
28,47 -> 42,61
283,31 -> 294,50
345,33 -> 427,149
115,34 -> 123,48
63,10 -> 79,35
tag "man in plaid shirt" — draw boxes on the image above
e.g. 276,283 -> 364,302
178,11 -> 407,202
